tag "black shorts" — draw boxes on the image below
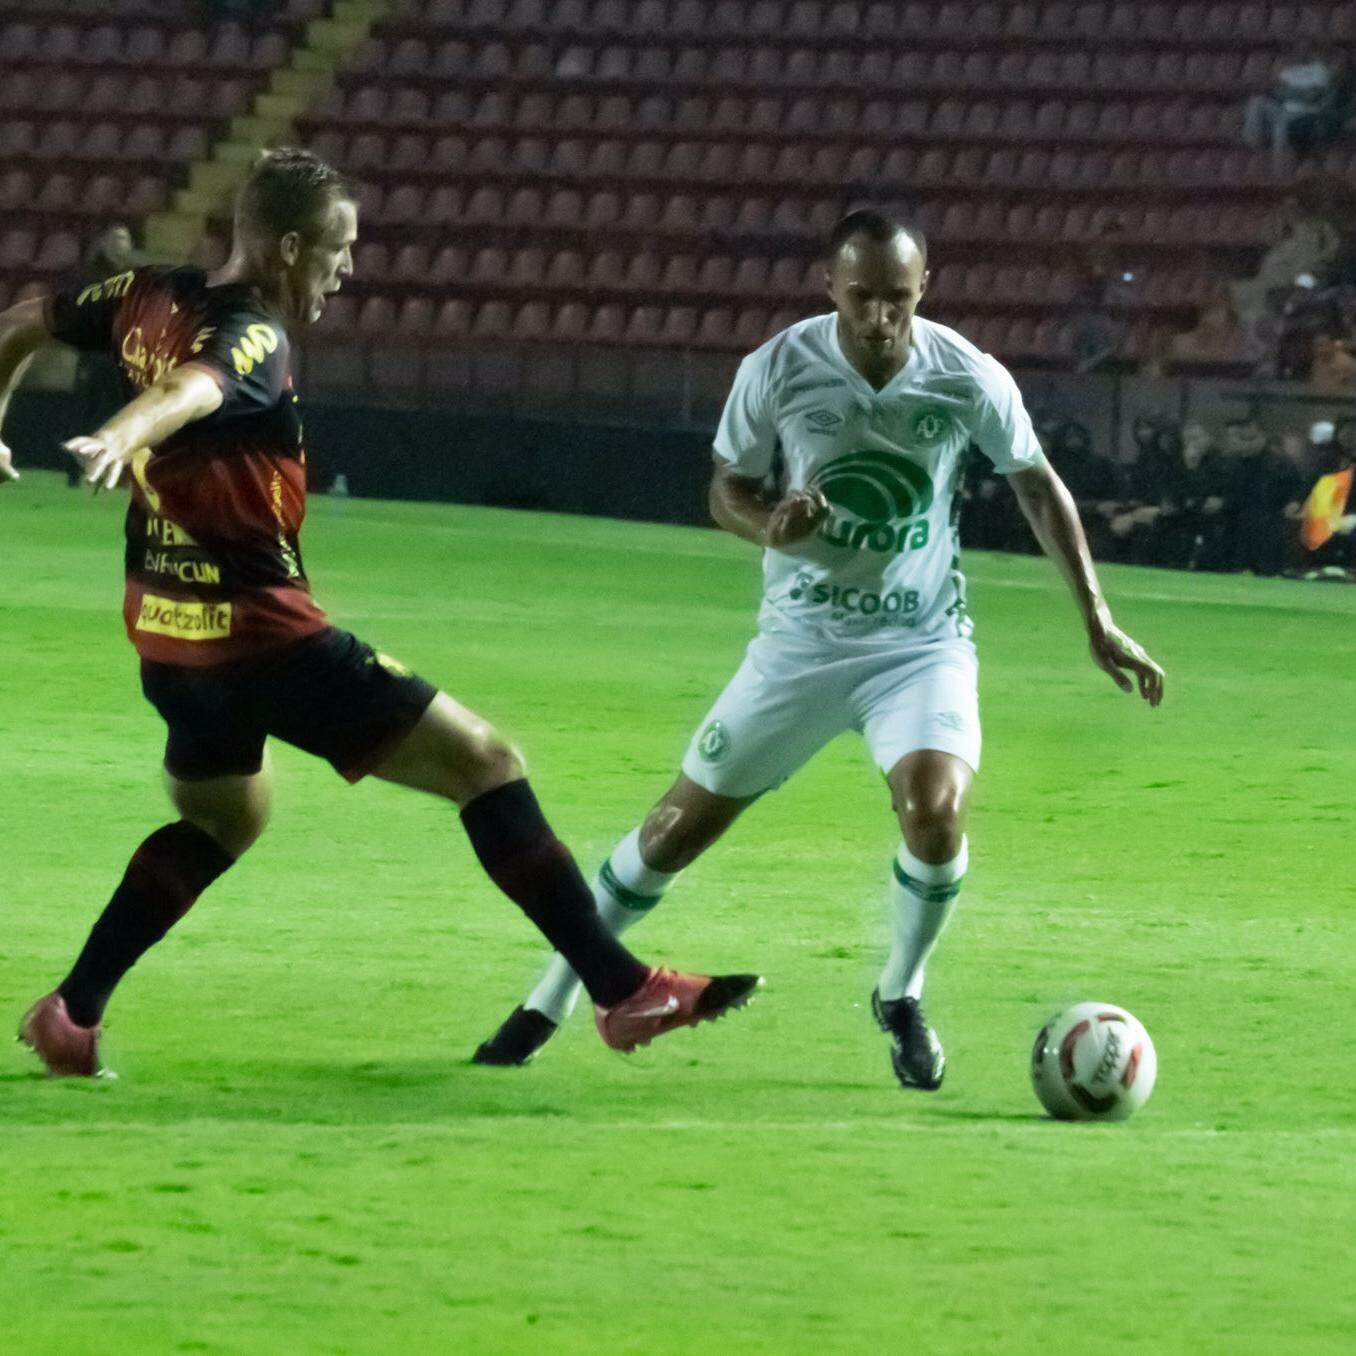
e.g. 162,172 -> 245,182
141,627 -> 438,783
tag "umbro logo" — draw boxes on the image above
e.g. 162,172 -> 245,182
806,408 -> 843,432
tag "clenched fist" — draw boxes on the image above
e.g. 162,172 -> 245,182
764,486 -> 830,549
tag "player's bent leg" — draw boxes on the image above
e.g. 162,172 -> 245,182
19,768 -> 266,1078
872,750 -> 975,1091
376,696 -> 761,1052
170,764 -> 273,858
476,776 -> 754,1065
371,692 -> 524,805
889,748 -> 972,865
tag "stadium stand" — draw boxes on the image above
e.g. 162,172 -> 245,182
6,0 -> 1356,396
0,0 -> 326,309
279,0 -> 1356,385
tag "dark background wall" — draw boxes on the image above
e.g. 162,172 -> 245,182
9,388 -> 718,527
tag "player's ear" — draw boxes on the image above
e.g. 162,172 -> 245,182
918,268 -> 931,300
278,232 -> 302,267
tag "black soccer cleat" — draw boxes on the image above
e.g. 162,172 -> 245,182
872,989 -> 945,1091
471,1005 -> 559,1066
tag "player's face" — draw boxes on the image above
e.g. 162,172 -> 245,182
826,235 -> 929,371
281,197 -> 357,327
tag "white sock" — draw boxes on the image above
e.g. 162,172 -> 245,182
524,828 -> 677,1023
877,838 -> 968,1003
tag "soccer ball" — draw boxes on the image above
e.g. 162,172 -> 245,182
1030,1002 -> 1157,1122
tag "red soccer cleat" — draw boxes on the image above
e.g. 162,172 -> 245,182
18,992 -> 105,1078
594,967 -> 762,1054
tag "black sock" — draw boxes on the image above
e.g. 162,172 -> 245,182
58,821 -> 235,1028
460,780 -> 649,1007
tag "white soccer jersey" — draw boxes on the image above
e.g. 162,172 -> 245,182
713,312 -> 1046,643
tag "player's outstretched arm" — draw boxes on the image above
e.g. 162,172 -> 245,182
65,364 -> 225,493
0,298 -> 58,485
709,463 -> 829,548
1008,460 -> 1165,707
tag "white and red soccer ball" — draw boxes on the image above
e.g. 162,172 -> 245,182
1030,1002 -> 1157,1121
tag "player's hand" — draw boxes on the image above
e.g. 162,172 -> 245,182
0,439 -> 18,485
63,434 -> 130,494
764,487 -> 829,549
1088,616 -> 1164,707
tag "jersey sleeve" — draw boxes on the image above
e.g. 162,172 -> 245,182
183,309 -> 292,420
712,350 -> 778,478
967,355 -> 1047,475
44,269 -> 139,353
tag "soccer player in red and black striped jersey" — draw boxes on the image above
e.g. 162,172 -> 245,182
0,149 -> 758,1077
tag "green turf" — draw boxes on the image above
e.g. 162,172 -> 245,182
2,470 -> 1353,1355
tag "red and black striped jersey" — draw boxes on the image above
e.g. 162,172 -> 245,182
47,266 -> 329,666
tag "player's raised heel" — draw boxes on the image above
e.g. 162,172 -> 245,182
594,966 -> 763,1054
872,988 -> 945,1091
471,1005 -> 559,1066
18,991 -> 106,1078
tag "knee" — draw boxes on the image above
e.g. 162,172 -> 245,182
183,800 -> 269,859
898,782 -> 965,865
459,722 -> 526,797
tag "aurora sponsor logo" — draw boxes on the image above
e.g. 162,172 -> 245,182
789,573 -> 921,618
810,448 -> 935,555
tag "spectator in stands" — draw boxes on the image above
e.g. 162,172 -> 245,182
1040,417 -> 1123,558
1298,416 -> 1356,578
1168,285 -> 1249,370
1223,419 -> 1309,576
1240,286 -> 1290,377
1069,219 -> 1133,374
1307,332 -> 1356,394
1137,422 -> 1234,571
1101,417 -> 1175,562
1243,40 -> 1340,164
1230,195 -> 1339,323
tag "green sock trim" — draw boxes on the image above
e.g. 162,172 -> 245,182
599,858 -> 663,912
892,858 -> 964,904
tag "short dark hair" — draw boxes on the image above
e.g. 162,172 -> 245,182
234,147 -> 355,243
827,209 -> 927,265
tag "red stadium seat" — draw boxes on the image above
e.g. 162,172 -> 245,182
391,295 -> 436,349
512,301 -> 551,341
472,301 -> 513,339
507,248 -> 546,286
545,251 -> 585,287
468,248 -> 509,284
551,302 -> 591,340
390,243 -> 430,281
434,299 -> 473,337
505,188 -> 545,225
35,175 -> 77,213
589,304 -> 625,342
429,246 -> 468,285
624,306 -> 665,343
354,243 -> 390,282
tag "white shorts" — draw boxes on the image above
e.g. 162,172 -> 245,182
680,631 -> 981,799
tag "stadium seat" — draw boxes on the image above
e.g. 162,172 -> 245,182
545,251 -> 585,287
589,304 -> 625,342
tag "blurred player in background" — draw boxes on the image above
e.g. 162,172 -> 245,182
476,210 -> 1164,1088
0,149 -> 758,1078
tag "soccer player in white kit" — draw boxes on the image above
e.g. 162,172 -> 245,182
474,210 -> 1165,1087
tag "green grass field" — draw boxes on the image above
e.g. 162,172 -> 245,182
2,470 -> 1353,1355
